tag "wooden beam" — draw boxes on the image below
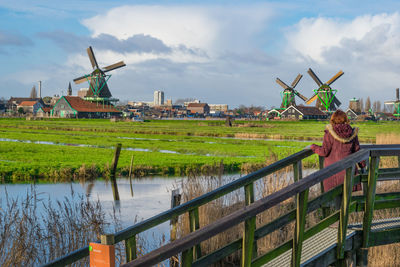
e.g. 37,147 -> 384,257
242,182 -> 256,267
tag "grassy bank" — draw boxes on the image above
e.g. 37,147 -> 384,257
1,118 -> 398,181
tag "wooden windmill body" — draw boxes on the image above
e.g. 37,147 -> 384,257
306,68 -> 343,112
73,46 -> 126,104
276,74 -> 307,109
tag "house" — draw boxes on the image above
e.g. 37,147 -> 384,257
346,109 -> 358,120
17,100 -> 43,115
51,96 -> 122,118
187,103 -> 210,115
7,97 -> 44,112
267,109 -> 282,119
281,105 -> 328,120
36,106 -> 53,117
375,112 -> 396,121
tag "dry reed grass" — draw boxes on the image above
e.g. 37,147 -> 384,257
0,186 -> 124,266
367,133 -> 400,266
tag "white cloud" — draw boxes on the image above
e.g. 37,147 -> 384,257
82,5 -> 272,57
285,13 -> 400,64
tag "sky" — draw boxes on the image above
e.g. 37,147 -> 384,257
1,1 -> 400,108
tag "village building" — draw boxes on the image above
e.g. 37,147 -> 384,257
36,106 -> 52,117
7,97 -> 45,112
345,109 -> 358,120
281,105 -> 328,120
51,96 -> 122,118
17,100 -> 43,115
187,103 -> 210,115
267,109 -> 282,119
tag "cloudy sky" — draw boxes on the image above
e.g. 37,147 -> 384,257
1,0 -> 400,108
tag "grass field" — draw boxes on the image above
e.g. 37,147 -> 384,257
1,118 -> 399,182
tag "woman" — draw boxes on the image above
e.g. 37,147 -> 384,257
310,109 -> 363,191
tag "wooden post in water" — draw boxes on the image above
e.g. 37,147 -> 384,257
170,189 -> 181,267
129,155 -> 134,197
110,143 -> 122,201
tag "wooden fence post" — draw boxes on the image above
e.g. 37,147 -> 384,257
337,166 -> 354,265
182,207 -> 201,267
170,189 -> 181,267
242,182 -> 256,267
359,155 -> 380,266
125,236 -> 137,263
292,160 -> 308,267
129,155 -> 134,197
110,143 -> 122,201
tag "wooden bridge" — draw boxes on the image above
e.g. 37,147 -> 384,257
44,144 -> 400,267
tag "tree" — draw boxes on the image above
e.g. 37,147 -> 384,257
360,98 -> 364,113
18,107 -> 24,115
372,101 -> 377,112
365,97 -> 371,112
30,86 -> 37,99
42,96 -> 52,104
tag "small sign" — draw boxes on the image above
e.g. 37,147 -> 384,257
89,242 -> 115,267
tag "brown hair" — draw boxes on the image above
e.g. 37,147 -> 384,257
330,109 -> 349,125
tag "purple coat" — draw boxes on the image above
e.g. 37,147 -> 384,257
311,124 -> 363,191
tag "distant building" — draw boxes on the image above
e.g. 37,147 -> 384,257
209,104 -> 228,113
348,98 -> 361,114
166,99 -> 173,106
52,96 -> 122,118
267,109 -> 282,119
67,82 -> 72,96
153,90 -> 164,106
17,100 -> 43,115
184,99 -> 200,107
281,105 -> 328,120
78,88 -> 89,98
187,103 -> 210,115
36,106 -> 52,117
7,97 -> 45,112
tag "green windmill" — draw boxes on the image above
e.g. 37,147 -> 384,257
73,46 -> 126,104
276,74 -> 308,109
306,68 -> 343,112
384,88 -> 400,118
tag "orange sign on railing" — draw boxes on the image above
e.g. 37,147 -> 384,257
89,242 -> 115,267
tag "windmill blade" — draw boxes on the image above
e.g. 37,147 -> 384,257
306,93 -> 319,105
332,96 -> 341,107
385,101 -> 395,105
291,74 -> 303,88
73,75 -> 92,84
276,78 -> 290,89
103,61 -> 126,72
307,68 -> 323,86
87,46 -> 99,69
326,70 -> 344,85
294,90 -> 307,101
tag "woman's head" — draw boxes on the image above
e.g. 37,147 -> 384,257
330,109 -> 349,125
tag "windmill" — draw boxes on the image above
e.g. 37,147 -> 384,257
276,74 -> 308,109
306,68 -> 343,112
384,88 -> 400,118
73,46 -> 126,103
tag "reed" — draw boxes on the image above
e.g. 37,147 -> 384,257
0,186 -> 123,266
366,133 -> 400,266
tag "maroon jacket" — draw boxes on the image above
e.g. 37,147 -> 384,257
311,124 -> 363,191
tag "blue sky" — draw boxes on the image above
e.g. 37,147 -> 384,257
1,1 -> 400,108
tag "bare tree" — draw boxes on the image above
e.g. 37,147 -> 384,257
372,101 -> 377,112
376,101 -> 382,112
365,97 -> 371,112
360,98 -> 364,113
30,86 -> 37,99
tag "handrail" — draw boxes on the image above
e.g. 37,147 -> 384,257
44,145 -> 400,267
122,149 -> 370,266
44,149 -> 314,266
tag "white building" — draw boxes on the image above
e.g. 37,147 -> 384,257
153,90 -> 164,106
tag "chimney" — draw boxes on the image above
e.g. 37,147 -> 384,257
38,81 -> 42,98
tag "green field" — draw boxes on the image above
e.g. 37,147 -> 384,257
0,118 -> 398,182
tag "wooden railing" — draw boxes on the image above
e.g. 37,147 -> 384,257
43,144 -> 400,267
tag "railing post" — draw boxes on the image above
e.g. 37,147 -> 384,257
242,182 -> 257,267
318,156 -> 331,218
170,189 -> 181,267
337,166 -> 354,265
359,155 -> 380,266
125,235 -> 137,263
291,160 -> 308,267
182,207 -> 201,266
